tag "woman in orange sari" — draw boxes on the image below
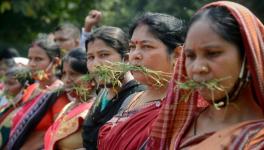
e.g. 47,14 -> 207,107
44,48 -> 95,150
7,35 -> 69,150
146,1 -> 264,149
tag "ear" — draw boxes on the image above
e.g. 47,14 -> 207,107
75,39 -> 80,47
171,46 -> 183,62
169,46 -> 183,69
123,53 -> 129,63
53,57 -> 61,66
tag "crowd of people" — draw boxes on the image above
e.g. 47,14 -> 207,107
0,1 -> 263,149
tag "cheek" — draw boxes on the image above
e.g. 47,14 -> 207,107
87,61 -> 97,73
185,60 -> 192,77
9,84 -> 21,93
145,52 -> 171,71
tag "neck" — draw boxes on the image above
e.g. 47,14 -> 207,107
205,84 -> 263,123
141,83 -> 168,102
106,71 -> 134,100
38,75 -> 57,90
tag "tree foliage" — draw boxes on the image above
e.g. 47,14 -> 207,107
0,0 -> 263,56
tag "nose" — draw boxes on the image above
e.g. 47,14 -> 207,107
28,60 -> 36,69
87,57 -> 102,72
129,47 -> 143,62
63,74 -> 72,85
191,58 -> 210,75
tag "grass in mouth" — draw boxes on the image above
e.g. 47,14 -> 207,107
176,76 -> 231,110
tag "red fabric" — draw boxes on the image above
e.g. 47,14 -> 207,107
98,103 -> 161,150
35,93 -> 69,131
44,101 -> 93,150
11,93 -> 69,135
11,92 -> 44,134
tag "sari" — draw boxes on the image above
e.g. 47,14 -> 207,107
98,101 -> 161,150
7,80 -> 69,150
44,99 -> 94,150
0,83 -> 38,149
146,1 -> 264,149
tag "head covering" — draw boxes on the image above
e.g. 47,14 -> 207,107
147,1 -> 264,149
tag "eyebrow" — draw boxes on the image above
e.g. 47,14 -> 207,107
184,44 -> 222,51
129,40 -> 153,44
87,49 -> 110,54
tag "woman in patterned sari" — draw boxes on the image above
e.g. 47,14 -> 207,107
147,1 -> 264,149
7,35 -> 68,150
44,48 -> 95,150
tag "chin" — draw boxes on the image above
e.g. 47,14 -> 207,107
198,89 -> 226,102
132,71 -> 148,83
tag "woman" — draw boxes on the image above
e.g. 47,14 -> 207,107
82,26 -> 145,149
147,1 -> 264,149
0,66 -> 34,148
97,12 -> 186,150
7,35 -> 69,150
44,48 -> 95,150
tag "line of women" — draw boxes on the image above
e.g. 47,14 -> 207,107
0,1 -> 263,149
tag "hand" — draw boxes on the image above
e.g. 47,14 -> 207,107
84,10 -> 102,32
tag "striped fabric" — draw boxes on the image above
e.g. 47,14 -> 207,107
147,1 -> 264,149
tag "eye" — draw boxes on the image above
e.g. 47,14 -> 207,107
207,51 -> 222,58
142,44 -> 153,50
100,53 -> 109,58
129,44 -> 136,51
87,55 -> 94,60
185,51 -> 196,60
35,57 -> 42,61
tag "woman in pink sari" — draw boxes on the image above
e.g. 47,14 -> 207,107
44,48 -> 95,150
147,1 -> 264,149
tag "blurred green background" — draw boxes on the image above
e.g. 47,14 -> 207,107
0,0 -> 263,56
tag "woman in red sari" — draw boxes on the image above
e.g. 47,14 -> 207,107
44,48 -> 95,150
97,12 -> 186,150
146,1 -> 264,149
7,35 -> 69,150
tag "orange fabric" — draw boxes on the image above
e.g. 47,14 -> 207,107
44,101 -> 93,150
35,93 -> 69,131
22,83 -> 38,103
148,1 -> 264,149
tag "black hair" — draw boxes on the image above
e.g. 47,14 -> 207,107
189,6 -> 244,57
0,48 -> 20,60
129,12 -> 186,54
31,34 -> 61,60
55,23 -> 81,40
62,48 -> 88,74
85,26 -> 129,58
6,66 -> 34,85
0,59 -> 15,68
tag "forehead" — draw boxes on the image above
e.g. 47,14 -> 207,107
28,46 -> 48,57
54,30 -> 73,39
87,39 -> 115,53
185,20 -> 218,46
130,24 -> 159,43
